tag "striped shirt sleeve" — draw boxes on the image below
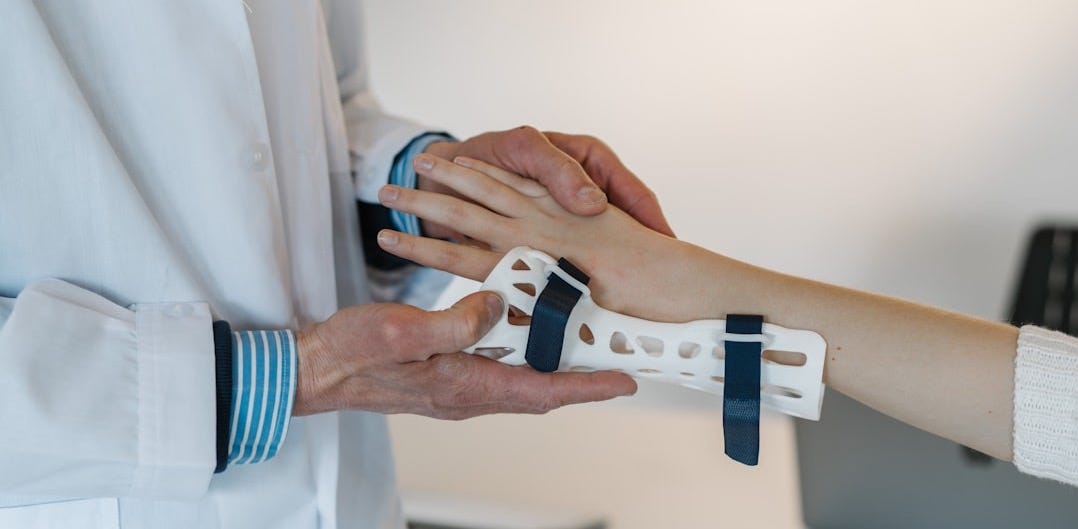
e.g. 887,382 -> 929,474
227,330 -> 297,465
388,132 -> 455,236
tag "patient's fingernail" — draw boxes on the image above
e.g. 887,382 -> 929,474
577,186 -> 607,206
377,230 -> 399,247
414,154 -> 434,171
379,185 -> 400,203
453,156 -> 472,168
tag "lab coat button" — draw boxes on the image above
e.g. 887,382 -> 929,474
250,143 -> 270,171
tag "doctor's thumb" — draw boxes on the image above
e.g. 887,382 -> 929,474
426,291 -> 506,353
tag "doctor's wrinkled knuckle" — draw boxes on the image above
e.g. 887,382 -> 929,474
376,311 -> 411,347
505,125 -> 543,152
579,133 -> 602,146
428,390 -> 461,417
554,156 -> 584,185
539,391 -> 568,413
425,390 -> 463,420
513,383 -> 559,414
627,188 -> 658,211
430,353 -> 468,382
430,361 -> 481,413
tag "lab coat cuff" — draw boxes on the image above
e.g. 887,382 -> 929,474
130,301 -> 216,498
226,330 -> 297,466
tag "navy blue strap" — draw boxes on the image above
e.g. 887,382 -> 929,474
723,314 -> 763,466
524,258 -> 590,372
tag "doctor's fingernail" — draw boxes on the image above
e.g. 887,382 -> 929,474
577,186 -> 606,206
377,230 -> 399,247
414,154 -> 434,171
379,185 -> 400,203
484,293 -> 505,322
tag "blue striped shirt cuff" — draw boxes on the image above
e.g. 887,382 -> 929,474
228,330 -> 297,465
389,132 -> 455,237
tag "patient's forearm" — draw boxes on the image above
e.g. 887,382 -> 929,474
691,245 -> 1018,460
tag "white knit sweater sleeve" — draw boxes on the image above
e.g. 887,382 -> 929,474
1013,325 -> 1078,485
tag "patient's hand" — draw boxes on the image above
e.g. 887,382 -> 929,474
377,154 -> 715,323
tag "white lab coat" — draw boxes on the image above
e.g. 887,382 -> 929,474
0,1 -> 431,527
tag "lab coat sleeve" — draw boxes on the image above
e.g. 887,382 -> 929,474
0,279 -> 216,504
323,0 -> 457,304
323,0 -> 436,203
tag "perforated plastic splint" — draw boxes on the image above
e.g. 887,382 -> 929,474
464,247 -> 828,420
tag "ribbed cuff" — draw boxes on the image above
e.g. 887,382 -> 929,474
1013,325 -> 1078,484
212,321 -> 234,473
228,330 -> 297,465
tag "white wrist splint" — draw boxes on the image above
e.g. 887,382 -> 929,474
464,247 -> 828,421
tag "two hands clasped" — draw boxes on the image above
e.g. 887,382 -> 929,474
294,126 -> 1021,464
293,127 -> 671,419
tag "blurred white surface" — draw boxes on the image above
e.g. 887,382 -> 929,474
363,1 -> 1078,527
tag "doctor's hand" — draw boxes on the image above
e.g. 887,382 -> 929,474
421,126 -> 674,238
291,291 -> 637,418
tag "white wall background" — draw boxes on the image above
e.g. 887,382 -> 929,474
363,1 -> 1078,527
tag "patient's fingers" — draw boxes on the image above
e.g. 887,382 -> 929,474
452,156 -> 549,199
377,230 -> 499,281
414,154 -> 534,218
379,184 -> 511,245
